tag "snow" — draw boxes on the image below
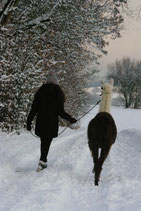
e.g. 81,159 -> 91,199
0,106 -> 141,211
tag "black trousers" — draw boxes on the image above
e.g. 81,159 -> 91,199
40,137 -> 53,162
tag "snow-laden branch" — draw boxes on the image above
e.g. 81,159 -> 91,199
27,1 -> 60,26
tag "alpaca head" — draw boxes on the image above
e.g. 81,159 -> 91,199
101,78 -> 114,95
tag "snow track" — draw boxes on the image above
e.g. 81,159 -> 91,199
0,107 -> 141,211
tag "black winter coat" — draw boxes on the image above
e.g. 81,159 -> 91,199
27,83 -> 73,138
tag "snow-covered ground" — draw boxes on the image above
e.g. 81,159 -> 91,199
0,106 -> 141,211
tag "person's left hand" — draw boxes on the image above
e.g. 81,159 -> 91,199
70,118 -> 77,124
26,123 -> 31,131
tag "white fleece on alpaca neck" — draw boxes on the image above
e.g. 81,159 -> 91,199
99,83 -> 113,113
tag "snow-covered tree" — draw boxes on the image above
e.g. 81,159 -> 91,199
0,0 -> 127,131
107,57 -> 141,108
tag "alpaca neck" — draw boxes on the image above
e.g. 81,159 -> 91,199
99,92 -> 112,113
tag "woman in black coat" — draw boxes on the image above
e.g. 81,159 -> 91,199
27,70 -> 77,171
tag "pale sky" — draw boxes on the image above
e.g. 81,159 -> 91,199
99,0 -> 141,76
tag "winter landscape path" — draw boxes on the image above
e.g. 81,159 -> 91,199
0,106 -> 141,211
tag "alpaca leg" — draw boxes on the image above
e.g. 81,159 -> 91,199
98,146 -> 111,167
91,146 -> 100,186
95,146 -> 111,185
95,161 -> 101,186
94,149 -> 105,185
92,145 -> 98,174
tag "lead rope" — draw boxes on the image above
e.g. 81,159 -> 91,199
30,99 -> 101,138
58,99 -> 101,136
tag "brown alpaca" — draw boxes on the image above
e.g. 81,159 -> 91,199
87,79 -> 117,185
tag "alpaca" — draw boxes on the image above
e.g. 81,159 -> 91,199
87,79 -> 117,185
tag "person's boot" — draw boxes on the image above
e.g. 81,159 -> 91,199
36,160 -> 47,172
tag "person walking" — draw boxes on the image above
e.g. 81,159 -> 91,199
26,70 -> 77,172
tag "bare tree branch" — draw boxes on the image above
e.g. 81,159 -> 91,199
0,0 -> 20,25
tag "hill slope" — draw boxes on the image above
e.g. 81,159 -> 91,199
0,106 -> 141,211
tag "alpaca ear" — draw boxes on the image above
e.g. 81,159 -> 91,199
101,80 -> 104,86
110,78 -> 114,86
